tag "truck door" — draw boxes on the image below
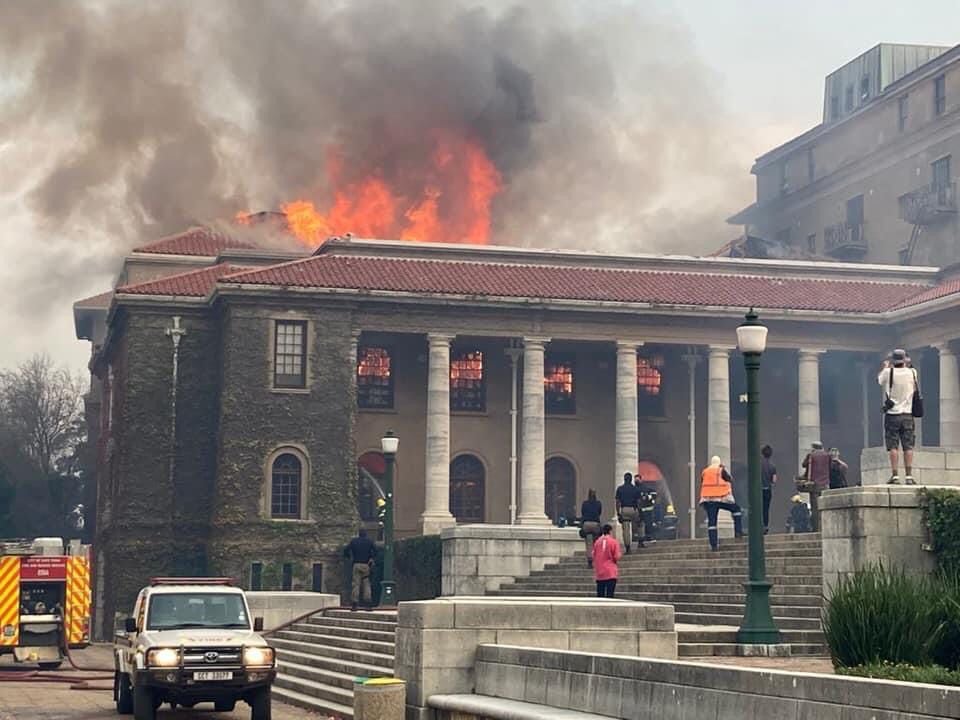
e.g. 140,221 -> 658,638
0,556 -> 20,647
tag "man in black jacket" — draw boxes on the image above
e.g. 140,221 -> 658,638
344,529 -> 376,611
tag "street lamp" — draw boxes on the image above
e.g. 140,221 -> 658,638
735,309 -> 781,645
379,430 -> 399,607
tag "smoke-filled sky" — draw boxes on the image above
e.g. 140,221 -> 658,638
0,0 -> 957,370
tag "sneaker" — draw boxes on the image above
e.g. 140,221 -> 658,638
888,475 -> 900,485
350,603 -> 358,612
905,476 -> 917,485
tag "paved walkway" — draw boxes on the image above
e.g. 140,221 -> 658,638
0,645 -> 329,719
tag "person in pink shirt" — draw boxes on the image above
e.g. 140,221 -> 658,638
591,523 -> 622,598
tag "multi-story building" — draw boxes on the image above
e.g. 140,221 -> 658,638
74,225 -> 960,638
728,43 -> 960,266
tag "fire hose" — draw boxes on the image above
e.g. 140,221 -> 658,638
0,634 -> 114,690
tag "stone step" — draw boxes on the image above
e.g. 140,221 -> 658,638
675,612 -> 820,630
278,655 -> 391,689
295,622 -> 396,643
669,602 -> 821,619
551,550 -> 823,566
271,638 -> 393,668
306,616 -> 399,633
623,592 -> 821,606
498,582 -> 822,595
274,671 -> 355,716
325,609 -> 398,622
677,643 -> 827,657
530,564 -> 821,577
273,642 -> 394,673
274,628 -> 396,651
272,683 -> 354,720
677,627 -> 824,644
511,575 -> 823,588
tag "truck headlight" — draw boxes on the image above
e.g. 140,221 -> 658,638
147,648 -> 180,667
243,646 -> 274,667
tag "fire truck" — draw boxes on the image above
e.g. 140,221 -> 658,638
0,537 -> 91,668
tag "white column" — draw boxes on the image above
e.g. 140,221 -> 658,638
682,353 -> 700,539
707,347 -> 732,464
797,349 -> 824,462
421,333 -> 456,535
518,336 -> 551,525
614,342 -> 640,492
707,347 -> 734,537
938,342 -> 960,447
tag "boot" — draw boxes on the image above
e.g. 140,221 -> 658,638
708,527 -> 719,551
733,514 -> 744,538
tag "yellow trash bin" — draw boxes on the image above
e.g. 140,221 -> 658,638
354,677 -> 406,720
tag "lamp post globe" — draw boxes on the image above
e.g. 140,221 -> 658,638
735,309 -> 781,645
379,430 -> 398,607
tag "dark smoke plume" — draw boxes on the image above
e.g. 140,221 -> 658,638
0,0 -> 754,321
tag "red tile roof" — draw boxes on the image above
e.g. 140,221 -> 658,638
222,255 -> 931,314
133,227 -> 254,256
117,264 -> 247,298
894,276 -> 960,309
73,290 -> 114,309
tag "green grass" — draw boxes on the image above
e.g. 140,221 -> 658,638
838,662 -> 960,686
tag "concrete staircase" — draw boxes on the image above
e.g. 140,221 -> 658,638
492,533 -> 827,656
270,609 -> 397,718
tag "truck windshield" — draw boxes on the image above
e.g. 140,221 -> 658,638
146,593 -> 249,630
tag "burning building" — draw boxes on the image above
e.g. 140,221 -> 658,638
74,217 -> 960,639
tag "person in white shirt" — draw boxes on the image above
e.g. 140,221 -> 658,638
877,349 -> 918,484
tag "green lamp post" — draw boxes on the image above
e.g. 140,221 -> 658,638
379,430 -> 398,607
735,309 -> 781,644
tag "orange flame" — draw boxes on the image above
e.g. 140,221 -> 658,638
275,131 -> 501,247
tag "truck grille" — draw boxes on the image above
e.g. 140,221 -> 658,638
181,646 -> 241,668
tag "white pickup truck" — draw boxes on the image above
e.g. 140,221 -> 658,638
113,578 -> 275,720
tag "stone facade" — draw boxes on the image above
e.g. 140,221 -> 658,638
92,301 -> 358,638
395,597 -> 676,720
732,45 -> 960,266
820,485 -> 935,599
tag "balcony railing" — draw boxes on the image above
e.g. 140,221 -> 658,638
899,181 -> 957,225
824,221 -> 867,256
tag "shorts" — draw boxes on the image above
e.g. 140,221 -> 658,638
884,413 -> 915,451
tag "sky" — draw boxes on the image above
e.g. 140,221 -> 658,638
1,0 -> 958,374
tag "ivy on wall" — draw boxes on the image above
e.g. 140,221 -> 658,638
922,488 -> 960,575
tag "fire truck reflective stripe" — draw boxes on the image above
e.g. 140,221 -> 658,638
65,557 -> 91,645
0,557 -> 20,646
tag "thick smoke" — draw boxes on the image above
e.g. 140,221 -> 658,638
0,0 -> 755,319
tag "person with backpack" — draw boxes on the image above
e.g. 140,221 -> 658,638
878,349 -> 921,485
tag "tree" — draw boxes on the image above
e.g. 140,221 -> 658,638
0,355 -> 86,538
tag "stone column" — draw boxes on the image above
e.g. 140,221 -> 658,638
518,337 -> 551,525
797,350 -> 824,461
707,347 -> 734,537
938,342 -> 960,447
615,342 -> 641,492
707,347 -> 732,464
421,333 -> 456,535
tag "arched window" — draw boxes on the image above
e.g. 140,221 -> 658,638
358,451 -> 385,522
545,457 -> 576,525
271,453 -> 303,519
449,454 -> 485,523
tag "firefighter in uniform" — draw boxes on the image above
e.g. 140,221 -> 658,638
634,474 -> 657,546
699,455 -> 744,551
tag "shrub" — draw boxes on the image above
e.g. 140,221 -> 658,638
838,662 -> 960,686
822,564 -> 944,668
395,534 -> 441,601
923,488 -> 960,576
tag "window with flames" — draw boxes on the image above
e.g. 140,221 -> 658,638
544,353 -> 576,414
451,350 -> 485,412
357,346 -> 393,409
637,354 -> 665,417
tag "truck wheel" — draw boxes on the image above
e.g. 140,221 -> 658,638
133,684 -> 156,720
115,672 -> 133,714
38,661 -> 62,670
215,699 -> 237,712
249,686 -> 271,720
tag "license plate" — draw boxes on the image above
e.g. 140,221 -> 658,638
193,671 -> 232,681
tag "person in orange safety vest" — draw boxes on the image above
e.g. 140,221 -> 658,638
699,455 -> 744,551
